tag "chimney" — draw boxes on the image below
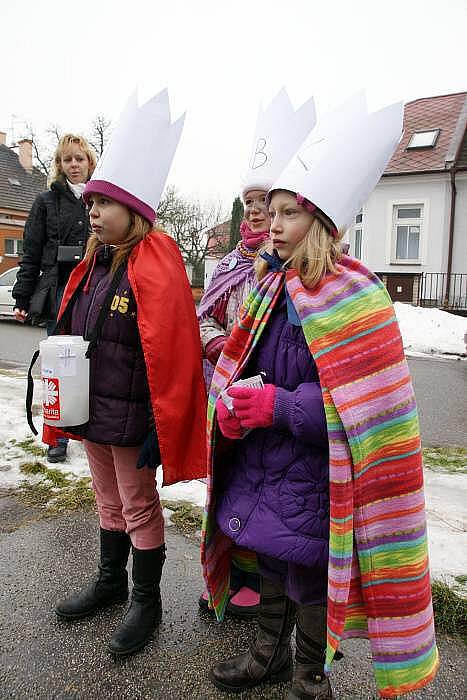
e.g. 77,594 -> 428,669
18,138 -> 33,172
0,131 -> 6,146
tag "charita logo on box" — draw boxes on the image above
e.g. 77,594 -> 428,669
43,377 -> 60,420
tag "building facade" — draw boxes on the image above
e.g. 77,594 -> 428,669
346,92 -> 467,310
0,132 -> 47,275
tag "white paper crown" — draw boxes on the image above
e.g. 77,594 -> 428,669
271,92 -> 403,231
240,88 -> 316,198
87,89 -> 185,222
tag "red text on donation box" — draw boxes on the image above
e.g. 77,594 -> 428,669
43,377 -> 61,421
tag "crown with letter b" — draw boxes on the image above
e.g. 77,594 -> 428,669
240,88 -> 316,199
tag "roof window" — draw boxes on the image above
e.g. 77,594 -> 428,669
407,129 -> 440,149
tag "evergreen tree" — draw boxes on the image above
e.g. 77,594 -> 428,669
229,196 -> 244,251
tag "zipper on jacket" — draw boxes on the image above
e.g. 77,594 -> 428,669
84,273 -> 108,339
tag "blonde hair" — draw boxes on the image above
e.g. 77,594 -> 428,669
255,216 -> 345,289
85,211 -> 153,275
50,134 -> 97,185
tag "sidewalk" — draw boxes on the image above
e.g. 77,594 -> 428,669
0,496 -> 465,700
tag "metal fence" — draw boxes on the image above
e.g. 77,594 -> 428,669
418,273 -> 467,311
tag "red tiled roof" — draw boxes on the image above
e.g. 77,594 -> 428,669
207,220 -> 230,253
0,144 -> 47,210
384,92 -> 467,175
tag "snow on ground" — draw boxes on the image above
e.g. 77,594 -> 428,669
395,302 -> 466,356
0,368 -> 465,588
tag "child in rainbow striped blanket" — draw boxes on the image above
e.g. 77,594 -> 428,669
202,96 -> 438,699
198,88 -> 316,620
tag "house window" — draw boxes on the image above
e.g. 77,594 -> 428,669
354,229 -> 362,259
4,238 -> 23,256
407,130 -> 440,149
352,209 -> 363,259
393,205 -> 422,262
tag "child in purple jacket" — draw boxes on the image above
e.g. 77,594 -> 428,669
209,190 -> 339,698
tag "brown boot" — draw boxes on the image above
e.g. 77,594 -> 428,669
210,577 -> 296,692
287,604 -> 333,699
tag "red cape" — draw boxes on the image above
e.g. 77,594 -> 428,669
43,231 -> 207,486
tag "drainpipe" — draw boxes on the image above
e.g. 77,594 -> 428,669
444,166 -> 457,307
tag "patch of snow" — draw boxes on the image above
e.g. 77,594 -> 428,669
394,302 -> 466,356
0,370 -> 465,587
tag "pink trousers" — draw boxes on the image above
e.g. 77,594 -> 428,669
83,440 -> 164,550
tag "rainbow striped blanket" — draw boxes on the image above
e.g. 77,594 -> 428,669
201,256 -> 438,698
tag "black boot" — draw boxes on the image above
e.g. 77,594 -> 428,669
55,529 -> 130,620
210,577 -> 296,692
47,443 -> 67,463
287,604 -> 332,699
107,544 -> 166,656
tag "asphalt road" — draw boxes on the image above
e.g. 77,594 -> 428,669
1,320 -> 466,447
0,498 -> 465,700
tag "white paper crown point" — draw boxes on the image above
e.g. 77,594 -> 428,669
89,88 -> 185,220
271,93 -> 403,231
240,87 -> 316,197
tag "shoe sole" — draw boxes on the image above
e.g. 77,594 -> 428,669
107,636 -> 151,657
209,666 -> 292,693
107,619 -> 162,657
287,686 -> 333,700
225,603 -> 259,620
55,595 -> 128,620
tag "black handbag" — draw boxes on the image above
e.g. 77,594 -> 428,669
57,245 -> 84,262
28,272 -> 54,321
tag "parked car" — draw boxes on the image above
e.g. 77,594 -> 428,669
0,266 -> 19,317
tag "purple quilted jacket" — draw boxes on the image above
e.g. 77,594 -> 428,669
69,246 -> 150,445
215,291 -> 330,568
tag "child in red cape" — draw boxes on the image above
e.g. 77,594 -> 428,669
47,90 -> 206,657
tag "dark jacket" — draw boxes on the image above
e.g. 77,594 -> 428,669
69,246 -> 150,446
12,178 -> 90,318
215,291 -> 330,569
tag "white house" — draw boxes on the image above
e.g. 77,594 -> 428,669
346,92 -> 467,309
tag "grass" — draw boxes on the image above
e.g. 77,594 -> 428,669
15,437 -> 47,458
423,446 -> 467,474
17,461 -> 95,514
431,579 -> 467,642
162,500 -> 203,534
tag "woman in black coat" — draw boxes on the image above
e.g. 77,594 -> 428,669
13,133 -> 96,462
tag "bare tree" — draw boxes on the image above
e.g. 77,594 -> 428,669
24,122 -> 61,176
87,114 -> 112,157
157,187 -> 228,285
20,115 -> 111,175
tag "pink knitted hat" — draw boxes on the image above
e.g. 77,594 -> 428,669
83,180 -> 156,224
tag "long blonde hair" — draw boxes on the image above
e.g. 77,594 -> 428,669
50,134 -> 97,185
255,216 -> 345,289
84,211 -> 153,274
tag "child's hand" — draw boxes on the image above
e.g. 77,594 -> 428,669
216,397 -> 243,439
228,384 -> 276,429
205,336 -> 226,365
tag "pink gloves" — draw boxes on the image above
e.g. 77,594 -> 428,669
215,384 -> 277,440
205,336 -> 226,365
216,397 -> 243,439
229,385 -> 276,429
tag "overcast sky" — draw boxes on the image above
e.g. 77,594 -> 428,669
1,0 -> 466,210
